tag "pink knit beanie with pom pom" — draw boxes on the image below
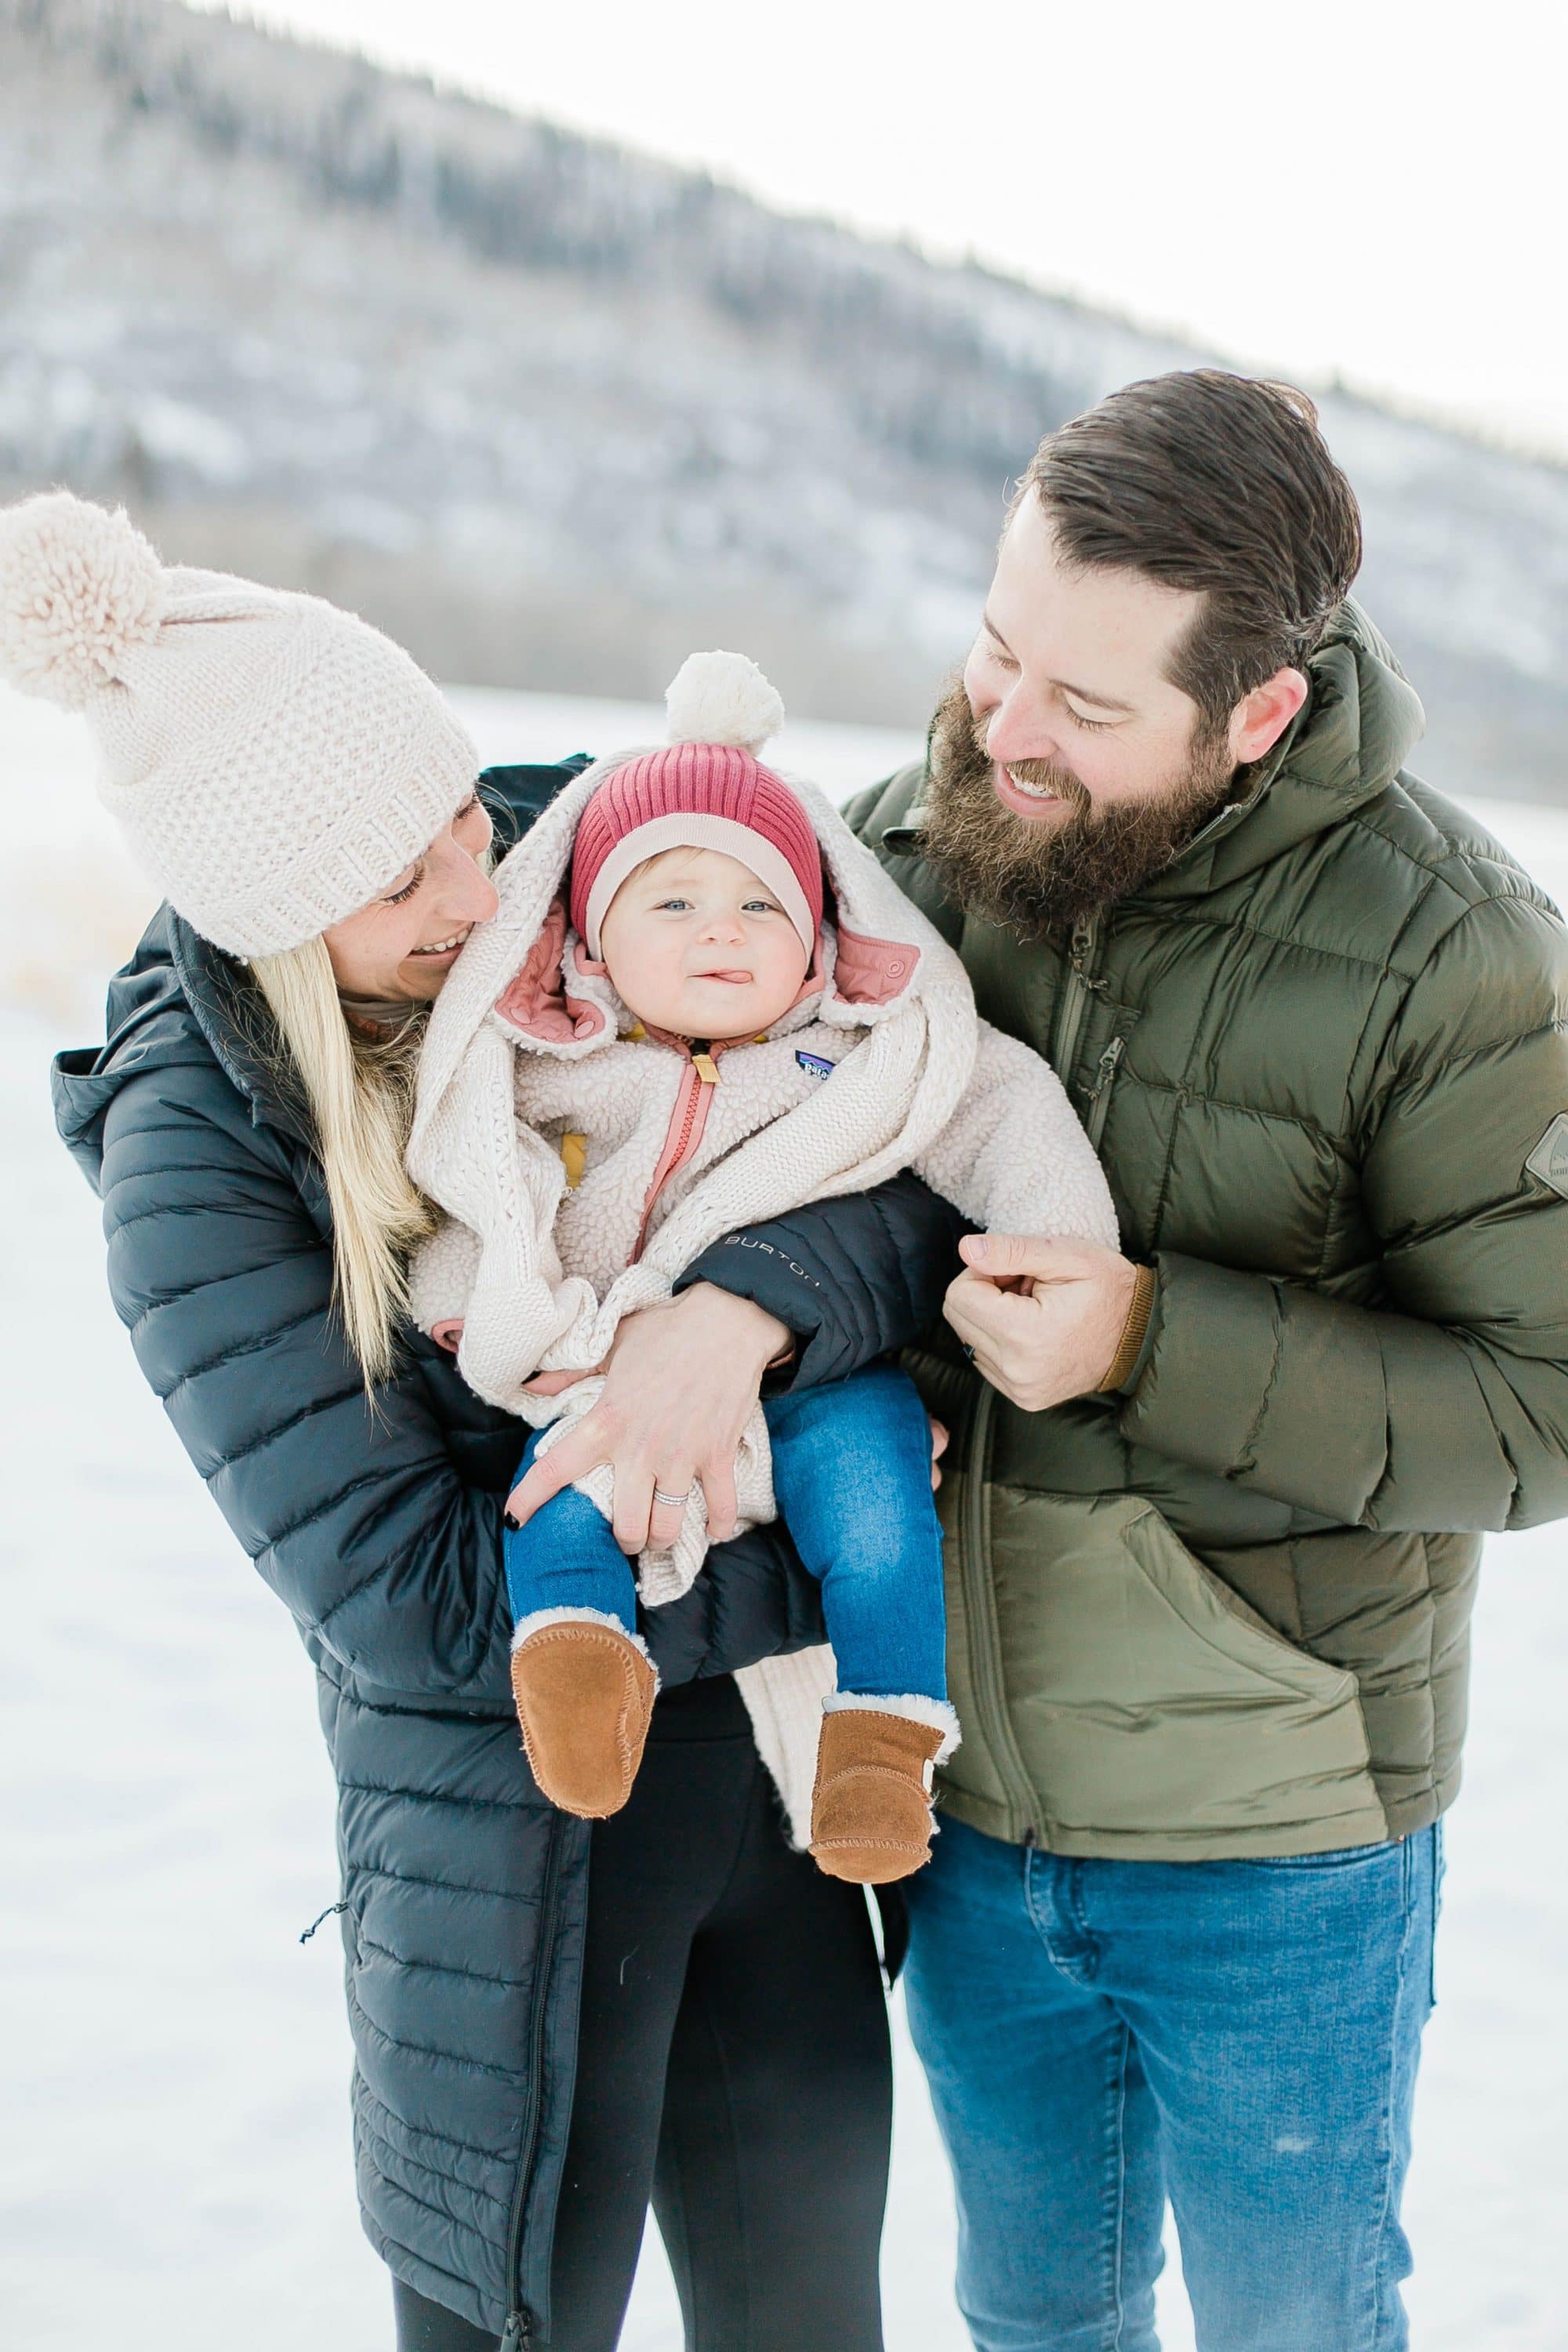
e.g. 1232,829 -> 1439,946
569,653 -> 824,961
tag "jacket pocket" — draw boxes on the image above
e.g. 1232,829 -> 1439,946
984,1487 -> 1389,1855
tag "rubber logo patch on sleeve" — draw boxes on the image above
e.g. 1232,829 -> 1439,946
1525,1113 -> 1568,1199
796,1051 -> 836,1080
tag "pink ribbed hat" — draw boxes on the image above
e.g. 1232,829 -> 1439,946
569,655 -> 823,960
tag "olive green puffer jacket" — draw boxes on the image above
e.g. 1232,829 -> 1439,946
849,605 -> 1568,1860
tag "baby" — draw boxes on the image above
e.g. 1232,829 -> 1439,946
407,652 -> 1119,1884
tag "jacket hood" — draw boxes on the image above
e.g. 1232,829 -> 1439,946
1141,599 -> 1427,901
878,600 -> 1426,907
416,750 -> 965,1128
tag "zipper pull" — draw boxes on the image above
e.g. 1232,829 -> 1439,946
1069,915 -> 1109,992
1085,1036 -> 1125,1146
1088,1036 -> 1125,1100
500,2314 -> 529,2350
689,1041 -> 720,1084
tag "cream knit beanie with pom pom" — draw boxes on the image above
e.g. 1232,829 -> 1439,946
0,491 -> 480,956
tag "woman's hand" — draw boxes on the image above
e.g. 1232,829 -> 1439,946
503,1284 -> 791,1555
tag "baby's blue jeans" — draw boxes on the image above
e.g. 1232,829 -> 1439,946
503,1362 -> 947,1702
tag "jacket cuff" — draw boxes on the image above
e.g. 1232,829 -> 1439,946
674,1176 -> 967,1391
1102,1263 -> 1158,1395
673,1233 -> 818,1383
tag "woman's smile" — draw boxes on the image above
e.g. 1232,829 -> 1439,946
405,924 -> 475,963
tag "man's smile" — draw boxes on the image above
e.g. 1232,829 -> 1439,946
993,761 -> 1070,820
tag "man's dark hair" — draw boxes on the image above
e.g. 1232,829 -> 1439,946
1023,370 -> 1363,725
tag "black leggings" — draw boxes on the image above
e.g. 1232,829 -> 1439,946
392,1673 -> 891,2351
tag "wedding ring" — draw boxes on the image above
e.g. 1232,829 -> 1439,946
653,1487 -> 691,1510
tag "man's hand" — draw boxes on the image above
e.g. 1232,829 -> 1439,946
504,1283 -> 791,1555
943,1234 -> 1140,1414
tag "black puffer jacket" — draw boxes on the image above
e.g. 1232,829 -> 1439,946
52,761 -> 964,2344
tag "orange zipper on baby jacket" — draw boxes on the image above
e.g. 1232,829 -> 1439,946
630,1035 -> 724,1262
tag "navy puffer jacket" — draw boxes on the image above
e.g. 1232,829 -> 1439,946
52,761 -> 964,2344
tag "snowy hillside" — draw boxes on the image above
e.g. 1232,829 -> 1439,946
2,0 -> 1567,798
2,685 -> 1566,2348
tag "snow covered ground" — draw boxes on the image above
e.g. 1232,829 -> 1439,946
2,681 -> 1566,2349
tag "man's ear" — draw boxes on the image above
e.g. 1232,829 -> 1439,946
1229,667 -> 1308,767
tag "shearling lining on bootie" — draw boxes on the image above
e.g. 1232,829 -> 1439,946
510,1610 -> 658,1820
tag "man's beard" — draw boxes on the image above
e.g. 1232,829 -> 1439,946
920,679 -> 1238,939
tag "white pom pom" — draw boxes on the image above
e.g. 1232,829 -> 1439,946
665,649 -> 785,753
0,492 -> 166,712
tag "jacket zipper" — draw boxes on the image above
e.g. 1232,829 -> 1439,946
630,1038 -> 722,1262
1050,913 -> 1105,1092
956,916 -> 1111,1851
1084,1036 -> 1125,1151
960,1383 -> 1042,1844
500,1812 -> 567,2350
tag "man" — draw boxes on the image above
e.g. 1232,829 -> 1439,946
841,372 -> 1568,2349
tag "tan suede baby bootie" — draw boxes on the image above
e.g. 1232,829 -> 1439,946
510,1614 -> 658,1819
808,1705 -> 953,1885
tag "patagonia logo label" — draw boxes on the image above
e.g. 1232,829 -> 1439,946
796,1050 -> 836,1080
1526,1112 -> 1568,1200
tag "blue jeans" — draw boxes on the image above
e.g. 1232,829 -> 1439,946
903,1814 -> 1441,2352
503,1363 -> 947,1701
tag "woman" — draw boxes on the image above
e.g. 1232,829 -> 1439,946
13,492 -> 963,2349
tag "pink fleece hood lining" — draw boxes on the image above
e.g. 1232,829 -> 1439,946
491,900 -> 612,1044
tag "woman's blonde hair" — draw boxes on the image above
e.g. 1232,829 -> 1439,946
249,935 -> 434,1385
